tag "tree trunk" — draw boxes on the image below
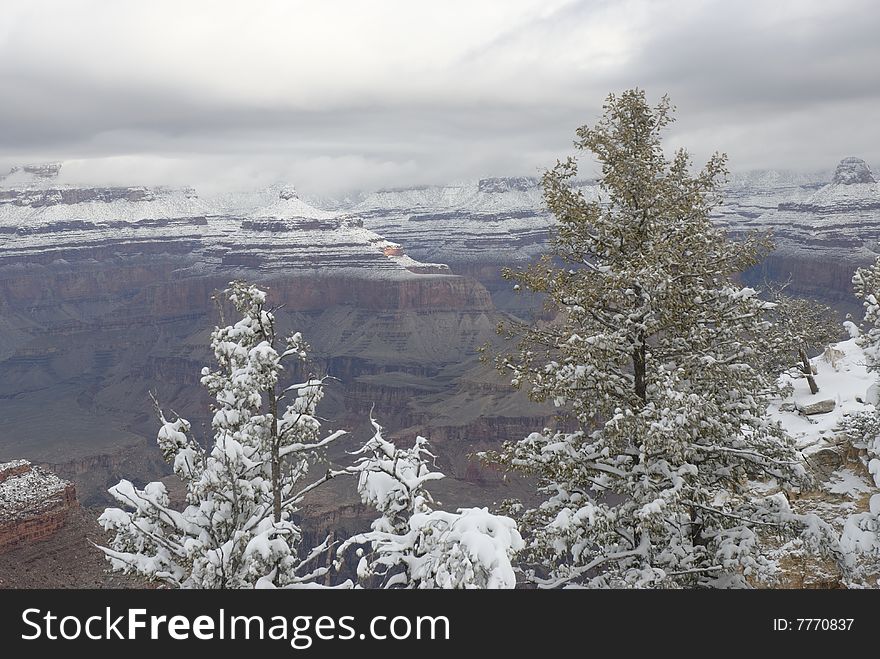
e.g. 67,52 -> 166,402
270,391 -> 281,523
633,335 -> 647,402
798,346 -> 819,395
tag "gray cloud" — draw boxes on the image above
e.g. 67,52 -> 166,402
1,0 -> 878,195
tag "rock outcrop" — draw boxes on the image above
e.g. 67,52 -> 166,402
0,460 -> 77,553
477,177 -> 540,194
798,399 -> 836,415
832,157 -> 876,185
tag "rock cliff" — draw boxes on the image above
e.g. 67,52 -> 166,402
0,460 -> 77,553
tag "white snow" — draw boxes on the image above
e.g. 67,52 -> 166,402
0,176 -> 451,278
771,338 -> 875,455
0,461 -> 71,521
828,469 -> 873,497
771,337 -> 880,579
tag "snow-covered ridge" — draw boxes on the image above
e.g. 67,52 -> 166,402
357,178 -> 548,214
703,157 -> 880,279
4,156 -> 880,278
0,163 -> 62,187
346,179 -> 594,267
778,182 -> 880,214
0,167 -> 448,278
725,168 -> 828,191
0,187 -> 208,224
331,160 -> 880,270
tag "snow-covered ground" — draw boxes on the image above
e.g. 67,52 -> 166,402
770,335 -> 880,584
772,337 -> 875,459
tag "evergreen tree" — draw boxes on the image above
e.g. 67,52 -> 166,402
486,89 -> 836,588
837,260 -> 880,580
853,256 -> 880,370
99,281 -> 521,589
99,281 -> 348,588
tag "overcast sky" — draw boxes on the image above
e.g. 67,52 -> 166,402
1,0 -> 879,196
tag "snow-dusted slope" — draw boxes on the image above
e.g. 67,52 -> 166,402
335,162 -> 876,278
357,177 -> 549,214
778,182 -> 880,214
250,186 -> 335,220
4,157 -> 880,291
773,337 -> 875,457
207,184 -> 334,220
715,158 -> 880,286
0,187 -> 210,225
0,163 -> 210,225
771,336 -> 880,583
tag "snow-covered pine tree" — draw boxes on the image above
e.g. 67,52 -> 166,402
339,419 -> 523,589
99,281 -> 349,588
853,255 -> 880,370
836,260 -> 880,580
486,89 -> 837,588
836,410 -> 880,581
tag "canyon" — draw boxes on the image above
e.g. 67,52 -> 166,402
0,165 -> 550,524
1,157 -> 879,585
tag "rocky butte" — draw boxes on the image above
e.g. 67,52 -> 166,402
832,156 -> 877,185
0,459 -> 77,553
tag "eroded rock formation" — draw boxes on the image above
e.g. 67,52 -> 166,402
0,460 -> 77,553
833,157 -> 876,185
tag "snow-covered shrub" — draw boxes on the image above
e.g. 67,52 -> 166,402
837,411 -> 880,481
835,407 -> 880,580
836,259 -> 880,581
339,419 -> 523,588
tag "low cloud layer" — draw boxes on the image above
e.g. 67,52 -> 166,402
1,0 -> 878,195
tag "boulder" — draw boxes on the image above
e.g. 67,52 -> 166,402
866,383 -> 880,407
807,446 -> 844,476
798,399 -> 836,415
